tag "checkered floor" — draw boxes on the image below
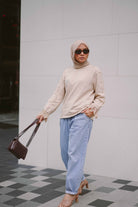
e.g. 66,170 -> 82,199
0,165 -> 138,207
0,119 -> 138,207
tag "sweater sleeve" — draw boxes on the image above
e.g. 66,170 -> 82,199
90,68 -> 105,116
40,72 -> 65,119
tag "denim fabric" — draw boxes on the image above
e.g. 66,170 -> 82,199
60,113 -> 93,194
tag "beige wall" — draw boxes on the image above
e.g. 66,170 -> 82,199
19,0 -> 138,181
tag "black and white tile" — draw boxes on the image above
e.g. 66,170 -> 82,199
0,165 -> 138,207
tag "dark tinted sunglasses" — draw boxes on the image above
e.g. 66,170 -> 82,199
75,48 -> 89,55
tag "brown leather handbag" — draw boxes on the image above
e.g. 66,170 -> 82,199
8,119 -> 40,160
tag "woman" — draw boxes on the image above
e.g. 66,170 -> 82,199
37,40 -> 105,207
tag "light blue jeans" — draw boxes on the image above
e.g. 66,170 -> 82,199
60,113 -> 93,195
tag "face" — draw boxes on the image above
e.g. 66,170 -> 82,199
74,43 -> 89,64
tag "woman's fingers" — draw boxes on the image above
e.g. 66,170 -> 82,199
83,108 -> 94,118
37,115 -> 44,123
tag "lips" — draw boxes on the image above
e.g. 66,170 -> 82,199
79,57 -> 85,60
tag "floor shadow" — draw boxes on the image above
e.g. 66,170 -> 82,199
0,123 -> 18,171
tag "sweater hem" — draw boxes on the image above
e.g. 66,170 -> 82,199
60,112 -> 94,120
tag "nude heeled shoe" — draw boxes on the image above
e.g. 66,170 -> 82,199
78,179 -> 89,194
58,193 -> 79,207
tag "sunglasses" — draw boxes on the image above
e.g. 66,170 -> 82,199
75,48 -> 89,55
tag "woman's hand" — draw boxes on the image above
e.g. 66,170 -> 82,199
36,115 -> 45,123
81,108 -> 95,118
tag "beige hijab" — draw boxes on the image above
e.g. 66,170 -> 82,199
71,40 -> 90,69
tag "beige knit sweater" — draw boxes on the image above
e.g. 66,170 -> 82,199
41,64 -> 105,119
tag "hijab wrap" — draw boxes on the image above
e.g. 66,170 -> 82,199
71,40 -> 90,69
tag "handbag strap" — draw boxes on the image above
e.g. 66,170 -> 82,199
15,119 -> 41,147
26,122 -> 40,147
15,119 -> 39,140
